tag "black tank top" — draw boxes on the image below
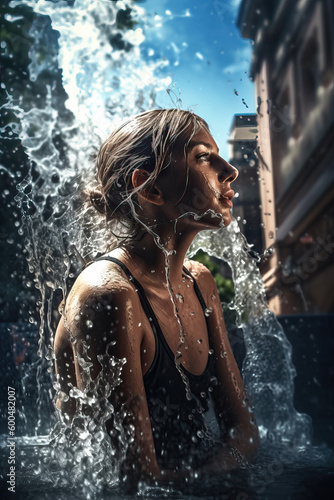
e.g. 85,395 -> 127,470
97,256 -> 219,468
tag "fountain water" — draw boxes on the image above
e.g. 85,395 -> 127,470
1,0 -> 332,498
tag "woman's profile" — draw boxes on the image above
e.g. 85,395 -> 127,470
54,108 -> 259,486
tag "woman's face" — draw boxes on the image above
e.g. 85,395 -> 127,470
161,127 -> 238,229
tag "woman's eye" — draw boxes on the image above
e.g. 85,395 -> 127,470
197,153 -> 210,161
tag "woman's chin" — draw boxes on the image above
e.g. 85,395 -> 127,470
199,214 -> 232,231
223,213 -> 232,227
177,208 -> 232,231
212,211 -> 232,229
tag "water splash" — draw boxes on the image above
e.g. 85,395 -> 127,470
2,0 -> 317,495
9,0 -> 172,345
2,0 -> 179,493
188,220 -> 312,444
50,347 -> 128,496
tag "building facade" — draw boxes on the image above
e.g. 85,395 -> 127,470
228,114 -> 264,255
237,0 -> 334,314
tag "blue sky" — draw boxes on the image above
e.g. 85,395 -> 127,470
138,0 -> 255,159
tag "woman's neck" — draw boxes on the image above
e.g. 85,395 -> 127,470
120,226 -> 199,286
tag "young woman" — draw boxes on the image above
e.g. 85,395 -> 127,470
54,109 -> 259,486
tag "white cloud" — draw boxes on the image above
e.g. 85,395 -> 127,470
222,46 -> 251,74
170,42 -> 180,54
222,60 -> 249,74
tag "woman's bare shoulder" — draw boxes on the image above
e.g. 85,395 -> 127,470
184,259 -> 215,281
184,259 -> 217,299
63,260 -> 139,332
68,260 -> 133,297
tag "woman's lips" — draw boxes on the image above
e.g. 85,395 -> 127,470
207,183 -> 235,209
218,189 -> 234,208
220,197 -> 233,208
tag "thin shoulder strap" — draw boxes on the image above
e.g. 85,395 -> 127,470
182,266 -> 207,312
182,265 -> 214,348
97,256 -> 208,316
96,255 -> 213,348
95,255 -> 160,330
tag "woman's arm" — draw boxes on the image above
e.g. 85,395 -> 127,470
188,261 -> 260,472
54,262 -> 163,484
54,317 -> 78,421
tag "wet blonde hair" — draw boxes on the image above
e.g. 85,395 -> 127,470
89,108 -> 210,242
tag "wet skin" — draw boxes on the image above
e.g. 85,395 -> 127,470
136,128 -> 238,231
54,128 -> 259,485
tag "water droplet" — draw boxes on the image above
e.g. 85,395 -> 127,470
211,294 -> 216,300
208,349 -> 214,355
176,293 -> 184,303
204,307 -> 213,317
198,338 -> 202,343
86,320 -> 93,328
264,247 -> 274,255
95,430 -> 105,443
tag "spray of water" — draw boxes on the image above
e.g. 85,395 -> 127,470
2,0 -> 317,495
188,221 -> 312,444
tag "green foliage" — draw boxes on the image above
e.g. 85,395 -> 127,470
192,250 -> 235,303
192,250 -> 237,328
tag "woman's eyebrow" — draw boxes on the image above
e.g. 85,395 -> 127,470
187,140 -> 219,153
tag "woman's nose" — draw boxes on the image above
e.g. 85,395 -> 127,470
217,158 -> 239,183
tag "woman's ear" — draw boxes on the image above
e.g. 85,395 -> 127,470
131,169 -> 164,206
